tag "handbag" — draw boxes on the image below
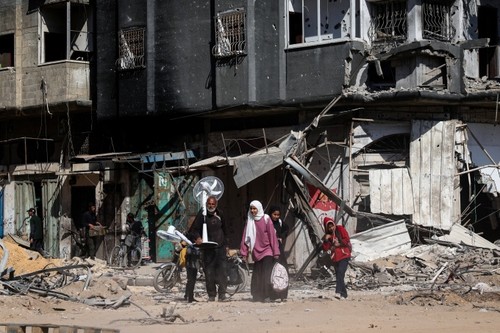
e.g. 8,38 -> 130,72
270,262 -> 288,292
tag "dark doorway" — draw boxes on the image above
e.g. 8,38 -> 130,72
71,186 -> 95,229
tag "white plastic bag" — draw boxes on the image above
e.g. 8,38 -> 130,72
270,262 -> 288,292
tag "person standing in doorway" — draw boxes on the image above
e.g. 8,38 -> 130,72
28,208 -> 44,253
81,202 -> 101,259
189,195 -> 228,302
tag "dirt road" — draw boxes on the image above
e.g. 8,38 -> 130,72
1,284 -> 499,333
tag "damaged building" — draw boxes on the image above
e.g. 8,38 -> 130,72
0,0 -> 500,273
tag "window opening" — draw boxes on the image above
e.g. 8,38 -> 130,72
40,2 -> 93,63
212,9 -> 246,58
0,34 -> 14,68
367,60 -> 396,90
117,27 -> 146,70
288,0 -> 351,45
422,0 -> 455,41
368,0 -> 407,44
478,6 -> 499,79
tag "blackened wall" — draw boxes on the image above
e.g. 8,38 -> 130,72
154,1 -> 213,113
285,43 -> 352,102
95,0 -> 352,122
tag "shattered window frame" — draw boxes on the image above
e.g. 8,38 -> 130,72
212,9 -> 246,58
287,0 -> 351,46
422,0 -> 455,41
39,2 -> 93,64
117,27 -> 146,71
368,0 -> 408,44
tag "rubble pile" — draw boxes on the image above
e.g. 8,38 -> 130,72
0,237 -> 132,308
465,76 -> 500,92
314,243 -> 500,296
0,236 -> 64,276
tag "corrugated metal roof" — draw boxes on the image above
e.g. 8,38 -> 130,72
350,219 -> 412,262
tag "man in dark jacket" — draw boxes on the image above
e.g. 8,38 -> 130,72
189,196 -> 228,302
81,202 -> 100,259
28,208 -> 44,253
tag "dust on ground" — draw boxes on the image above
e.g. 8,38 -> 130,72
1,238 -> 500,333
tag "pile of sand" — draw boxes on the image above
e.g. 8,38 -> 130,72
0,236 -> 64,276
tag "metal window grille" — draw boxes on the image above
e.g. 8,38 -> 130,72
212,9 -> 246,58
422,0 -> 455,41
369,1 -> 407,43
117,27 -> 145,70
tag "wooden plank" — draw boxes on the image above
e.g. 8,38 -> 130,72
369,169 -> 381,213
380,169 -> 392,214
401,168 -> 414,215
429,121 -> 443,228
391,168 -> 403,215
369,168 -> 413,215
410,120 -> 457,229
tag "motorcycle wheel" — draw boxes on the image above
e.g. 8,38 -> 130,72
153,263 -> 180,293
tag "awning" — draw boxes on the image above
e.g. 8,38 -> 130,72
232,146 -> 284,188
187,146 -> 285,188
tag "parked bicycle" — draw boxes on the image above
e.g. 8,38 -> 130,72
108,234 -> 142,269
153,241 -> 249,297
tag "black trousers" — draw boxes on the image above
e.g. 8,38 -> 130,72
250,255 -> 274,302
333,258 -> 349,298
185,247 -> 200,301
202,246 -> 227,298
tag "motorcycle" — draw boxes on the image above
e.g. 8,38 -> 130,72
153,234 -> 249,296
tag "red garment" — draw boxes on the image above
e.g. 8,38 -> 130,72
322,219 -> 351,263
240,214 -> 280,262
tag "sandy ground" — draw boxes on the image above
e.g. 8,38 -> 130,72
1,238 -> 499,333
1,278 -> 500,333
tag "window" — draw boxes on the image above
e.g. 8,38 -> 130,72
422,0 -> 455,41
368,0 -> 407,44
212,9 -> 246,58
40,2 -> 93,63
0,34 -> 14,68
117,27 -> 145,70
288,0 -> 351,45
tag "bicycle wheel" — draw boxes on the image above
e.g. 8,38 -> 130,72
153,263 -> 180,293
128,247 -> 142,268
227,265 -> 248,295
108,245 -> 123,267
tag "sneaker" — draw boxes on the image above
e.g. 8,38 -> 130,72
334,293 -> 341,299
208,296 -> 216,302
218,295 -> 227,302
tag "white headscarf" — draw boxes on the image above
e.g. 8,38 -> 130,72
244,200 -> 264,251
